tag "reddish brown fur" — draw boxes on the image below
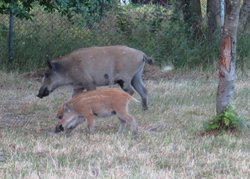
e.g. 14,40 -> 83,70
56,88 -> 138,135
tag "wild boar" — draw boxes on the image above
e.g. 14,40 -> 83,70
54,88 -> 138,136
37,45 -> 150,110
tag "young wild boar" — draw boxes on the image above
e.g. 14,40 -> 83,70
54,88 -> 138,136
37,45 -> 150,110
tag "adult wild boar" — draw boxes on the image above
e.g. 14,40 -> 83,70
37,45 -> 149,110
54,88 -> 138,136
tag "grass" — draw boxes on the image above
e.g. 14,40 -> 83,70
0,70 -> 250,178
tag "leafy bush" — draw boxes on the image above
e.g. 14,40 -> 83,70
203,105 -> 249,131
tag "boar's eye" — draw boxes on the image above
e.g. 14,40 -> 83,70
58,115 -> 63,120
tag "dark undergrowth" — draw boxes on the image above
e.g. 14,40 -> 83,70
0,4 -> 249,72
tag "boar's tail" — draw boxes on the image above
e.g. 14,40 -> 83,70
129,96 -> 140,103
143,55 -> 153,65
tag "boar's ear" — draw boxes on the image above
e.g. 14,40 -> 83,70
47,60 -> 62,72
63,103 -> 72,113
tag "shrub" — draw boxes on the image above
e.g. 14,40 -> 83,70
203,105 -> 249,131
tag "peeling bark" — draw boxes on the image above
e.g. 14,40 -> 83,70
216,0 -> 240,114
220,36 -> 232,73
216,36 -> 235,114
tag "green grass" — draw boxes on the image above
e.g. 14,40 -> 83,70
0,70 -> 249,178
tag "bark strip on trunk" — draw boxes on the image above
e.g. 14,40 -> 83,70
216,36 -> 236,114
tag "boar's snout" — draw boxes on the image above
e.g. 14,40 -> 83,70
54,116 -> 85,134
37,87 -> 50,98
54,124 -> 64,133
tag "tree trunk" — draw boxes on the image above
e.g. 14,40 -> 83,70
216,0 -> 241,114
8,0 -> 15,63
207,0 -> 221,41
181,0 -> 192,22
238,0 -> 250,35
191,0 -> 202,40
181,0 -> 202,40
220,0 -> 225,26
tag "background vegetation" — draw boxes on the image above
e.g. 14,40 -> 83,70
0,1 -> 249,72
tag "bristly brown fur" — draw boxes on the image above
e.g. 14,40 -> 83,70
38,45 -> 148,110
56,88 -> 138,135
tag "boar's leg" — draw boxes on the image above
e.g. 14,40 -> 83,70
85,114 -> 95,134
72,85 -> 96,97
73,75 -> 96,96
117,112 -> 138,136
117,117 -> 126,134
85,83 -> 96,91
72,87 -> 85,97
122,82 -> 135,96
115,79 -> 134,95
131,64 -> 148,110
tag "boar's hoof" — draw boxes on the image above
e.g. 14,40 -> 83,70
37,87 -> 50,98
143,106 -> 148,111
36,94 -> 44,98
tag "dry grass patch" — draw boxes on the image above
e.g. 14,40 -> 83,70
0,71 -> 249,178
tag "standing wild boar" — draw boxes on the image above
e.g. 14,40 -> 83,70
37,45 -> 150,110
54,88 -> 138,136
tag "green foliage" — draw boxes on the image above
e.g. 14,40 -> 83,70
0,0 -> 116,22
0,13 -> 97,71
106,4 -> 219,67
204,105 -> 249,131
47,0 -> 117,27
0,3 -> 250,71
237,34 -> 250,69
0,0 -> 34,19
